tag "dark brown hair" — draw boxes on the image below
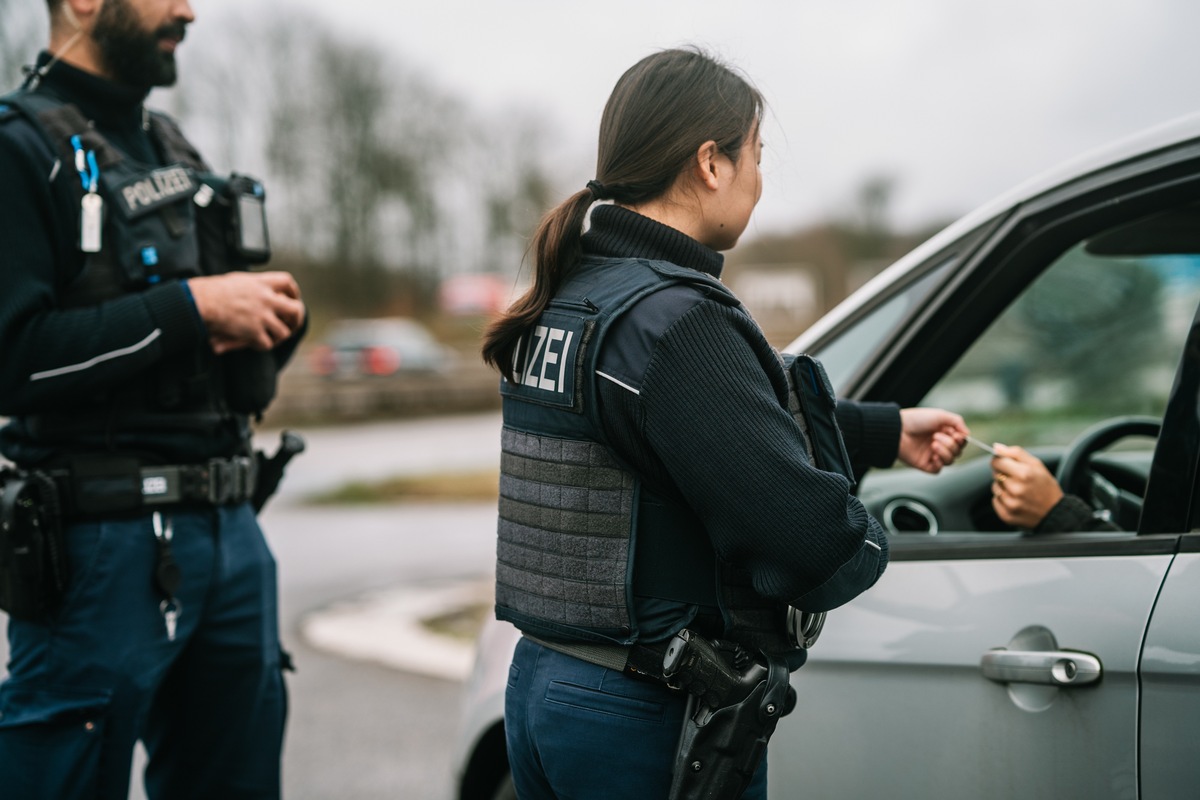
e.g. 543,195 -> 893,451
481,47 -> 763,380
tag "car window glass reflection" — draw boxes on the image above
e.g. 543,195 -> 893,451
815,259 -> 954,393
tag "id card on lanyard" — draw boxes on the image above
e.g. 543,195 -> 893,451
72,134 -> 103,253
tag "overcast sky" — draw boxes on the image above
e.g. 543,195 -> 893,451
166,0 -> 1200,233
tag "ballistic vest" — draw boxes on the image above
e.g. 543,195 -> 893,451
496,256 -> 809,660
0,91 -> 277,448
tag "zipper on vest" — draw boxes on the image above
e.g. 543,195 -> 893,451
551,297 -> 599,313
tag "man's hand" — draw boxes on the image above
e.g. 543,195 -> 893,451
898,407 -> 968,474
990,443 -> 1064,529
187,272 -> 305,354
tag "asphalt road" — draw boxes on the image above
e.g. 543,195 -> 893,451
0,412 -> 504,800
268,500 -> 498,800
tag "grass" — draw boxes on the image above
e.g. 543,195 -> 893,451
307,470 -> 500,505
421,602 -> 493,642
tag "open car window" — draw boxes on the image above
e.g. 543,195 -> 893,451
859,202 -> 1200,536
924,246 -> 1200,451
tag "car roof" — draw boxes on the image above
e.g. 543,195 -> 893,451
330,317 -> 428,334
327,317 -> 436,344
791,112 -> 1200,352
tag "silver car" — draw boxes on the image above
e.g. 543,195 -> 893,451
454,112 -> 1200,799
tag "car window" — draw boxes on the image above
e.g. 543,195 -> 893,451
857,209 -> 1200,536
816,259 -> 955,393
923,246 -> 1200,452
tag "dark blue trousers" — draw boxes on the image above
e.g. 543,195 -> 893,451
0,504 -> 287,799
505,636 -> 768,800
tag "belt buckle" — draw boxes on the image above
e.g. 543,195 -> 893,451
207,457 -> 255,505
207,458 -> 233,505
237,455 -> 256,500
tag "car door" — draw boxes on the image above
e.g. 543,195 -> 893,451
769,136 -> 1200,799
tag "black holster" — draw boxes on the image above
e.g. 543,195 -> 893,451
0,468 -> 68,621
663,630 -> 796,800
250,430 -> 306,514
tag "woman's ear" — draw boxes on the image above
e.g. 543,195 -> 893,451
692,140 -> 721,192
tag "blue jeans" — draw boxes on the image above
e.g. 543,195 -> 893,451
505,636 -> 768,800
0,505 -> 287,799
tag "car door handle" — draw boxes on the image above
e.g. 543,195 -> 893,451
980,649 -> 1102,687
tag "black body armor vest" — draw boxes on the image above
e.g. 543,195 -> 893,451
497,257 -> 831,663
1,91 -> 278,449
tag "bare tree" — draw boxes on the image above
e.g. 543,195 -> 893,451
853,173 -> 897,260
170,6 -> 562,317
478,109 -> 560,277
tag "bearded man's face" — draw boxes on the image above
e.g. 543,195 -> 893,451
92,0 -> 189,89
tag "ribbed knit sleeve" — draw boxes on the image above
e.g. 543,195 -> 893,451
633,300 -> 887,610
835,400 -> 901,479
1034,494 -> 1119,533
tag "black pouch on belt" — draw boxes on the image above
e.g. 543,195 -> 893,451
0,469 -> 68,621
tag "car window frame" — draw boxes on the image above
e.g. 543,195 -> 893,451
867,141 -> 1200,398
793,215 -> 1009,398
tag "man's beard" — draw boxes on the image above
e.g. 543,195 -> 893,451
92,0 -> 187,89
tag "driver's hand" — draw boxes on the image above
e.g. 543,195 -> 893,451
990,444 -> 1064,529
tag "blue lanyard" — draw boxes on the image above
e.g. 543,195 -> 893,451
70,134 -> 99,192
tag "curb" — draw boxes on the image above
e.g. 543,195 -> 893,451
301,578 -> 493,682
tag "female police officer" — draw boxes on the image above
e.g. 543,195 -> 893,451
481,48 -> 967,800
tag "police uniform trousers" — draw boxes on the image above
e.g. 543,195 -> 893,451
0,503 -> 287,800
505,637 -> 769,800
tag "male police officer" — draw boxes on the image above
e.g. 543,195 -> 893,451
0,1 -> 305,798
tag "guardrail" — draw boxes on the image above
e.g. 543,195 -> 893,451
263,362 -> 501,426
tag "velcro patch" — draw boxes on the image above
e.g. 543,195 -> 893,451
110,165 -> 196,218
502,311 -> 586,409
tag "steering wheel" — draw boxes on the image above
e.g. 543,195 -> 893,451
1055,415 -> 1161,527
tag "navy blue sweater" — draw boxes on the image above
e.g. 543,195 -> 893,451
585,204 -> 896,611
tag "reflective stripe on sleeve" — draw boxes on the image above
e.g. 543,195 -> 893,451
30,328 -> 163,381
597,370 -> 640,396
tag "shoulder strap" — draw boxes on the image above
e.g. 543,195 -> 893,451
147,110 -> 208,171
642,259 -> 741,306
1,91 -> 123,170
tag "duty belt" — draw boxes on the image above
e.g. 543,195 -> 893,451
139,457 -> 258,506
49,455 -> 258,517
524,634 -> 675,684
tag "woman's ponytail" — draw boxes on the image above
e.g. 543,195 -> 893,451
482,48 -> 763,381
481,189 -> 595,381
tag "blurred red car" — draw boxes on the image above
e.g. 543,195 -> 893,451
309,318 -> 454,378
